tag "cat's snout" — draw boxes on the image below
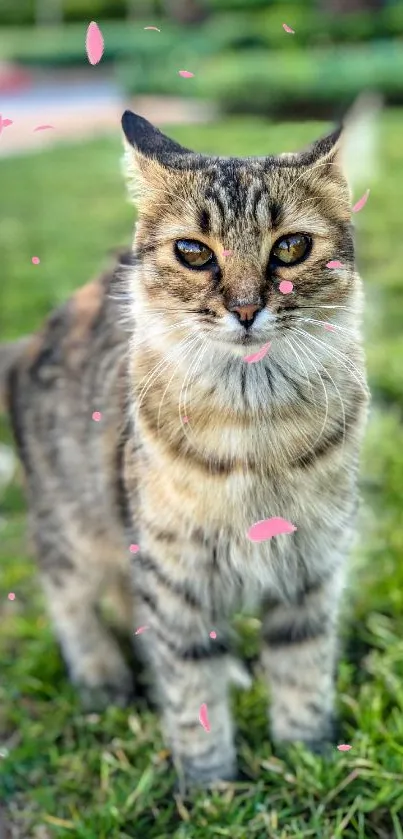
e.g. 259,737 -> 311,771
228,303 -> 262,328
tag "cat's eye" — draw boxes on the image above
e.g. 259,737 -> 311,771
270,233 -> 311,267
175,239 -> 214,269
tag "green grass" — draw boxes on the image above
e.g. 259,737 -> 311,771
1,113 -> 403,838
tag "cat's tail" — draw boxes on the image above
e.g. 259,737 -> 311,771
0,337 -> 31,412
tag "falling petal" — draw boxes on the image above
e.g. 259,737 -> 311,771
337,744 -> 352,751
86,21 -> 104,66
34,124 -> 54,132
92,411 -> 102,421
0,117 -> 13,130
324,323 -> 337,331
282,23 -> 295,34
129,544 -> 140,554
8,593 -> 15,601
31,256 -> 40,265
135,625 -> 149,635
243,341 -> 271,364
144,26 -> 161,31
199,703 -> 211,733
179,70 -> 194,78
182,415 -> 189,423
209,631 -> 217,639
247,517 -> 297,543
352,189 -> 370,213
279,280 -> 293,295
222,249 -> 232,257
326,260 -> 343,269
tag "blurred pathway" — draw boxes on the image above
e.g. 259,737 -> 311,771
0,65 -> 216,157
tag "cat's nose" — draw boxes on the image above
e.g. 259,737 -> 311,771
229,304 -> 261,327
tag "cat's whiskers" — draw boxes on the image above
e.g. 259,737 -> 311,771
178,337 -> 209,450
292,326 -> 368,394
298,316 -> 360,340
289,331 -> 347,453
282,335 -> 316,405
156,332 -> 203,434
285,332 -> 331,459
134,330 -> 194,417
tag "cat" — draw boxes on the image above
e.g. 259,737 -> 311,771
0,97 -> 379,788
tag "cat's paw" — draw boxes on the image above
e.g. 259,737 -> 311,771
174,756 -> 238,794
78,679 -> 135,712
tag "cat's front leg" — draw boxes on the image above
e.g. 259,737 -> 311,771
132,548 -> 237,788
261,567 -> 345,753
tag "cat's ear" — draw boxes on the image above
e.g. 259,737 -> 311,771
121,110 -> 192,205
298,93 -> 382,189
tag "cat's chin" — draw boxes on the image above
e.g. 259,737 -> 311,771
213,336 -> 269,358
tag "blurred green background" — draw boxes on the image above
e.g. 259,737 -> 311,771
1,0 -> 403,116
1,1 -> 403,838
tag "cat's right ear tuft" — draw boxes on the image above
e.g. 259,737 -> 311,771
121,110 -> 192,207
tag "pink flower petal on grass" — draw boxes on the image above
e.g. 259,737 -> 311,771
199,703 -> 211,733
86,21 -> 104,65
92,411 -> 102,421
31,256 -> 40,265
34,124 -> 54,132
179,70 -> 194,78
135,625 -> 149,635
209,631 -> 217,639
144,26 -> 161,31
326,260 -> 343,269
337,744 -> 352,751
8,593 -> 15,601
352,189 -> 370,213
279,280 -> 293,295
282,23 -> 295,34
243,341 -> 271,364
247,517 -> 297,543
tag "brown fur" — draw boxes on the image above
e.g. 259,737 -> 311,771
0,111 -> 370,788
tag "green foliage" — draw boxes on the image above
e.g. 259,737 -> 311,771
1,111 -> 403,836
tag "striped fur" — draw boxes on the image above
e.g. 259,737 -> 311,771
0,109 -> 371,788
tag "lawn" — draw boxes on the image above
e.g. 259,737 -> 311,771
1,113 -> 403,838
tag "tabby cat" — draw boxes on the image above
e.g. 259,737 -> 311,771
0,100 -> 378,788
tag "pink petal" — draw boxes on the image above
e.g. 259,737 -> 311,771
92,411 -> 102,421
337,744 -> 352,751
135,625 -> 149,635
2,118 -> 13,128
352,189 -> 370,213
182,415 -> 189,423
199,703 -> 211,732
8,592 -> 15,601
222,249 -> 232,257
144,26 -> 160,31
179,70 -> 194,78
243,341 -> 271,364
209,631 -> 217,639
324,323 -> 336,331
34,124 -> 54,132
326,260 -> 343,269
282,23 -> 295,33
0,116 -> 2,135
86,21 -> 104,66
247,517 -> 297,542
31,256 -> 40,264
129,544 -> 140,554
279,280 -> 293,295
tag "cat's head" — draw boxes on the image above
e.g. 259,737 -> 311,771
122,97 -> 379,358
